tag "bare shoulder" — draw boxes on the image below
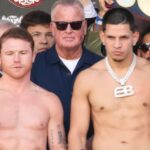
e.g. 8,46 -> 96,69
78,59 -> 105,79
31,83 -> 62,109
137,57 -> 150,74
75,59 -> 105,86
136,57 -> 150,87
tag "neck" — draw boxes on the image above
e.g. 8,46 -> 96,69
56,45 -> 82,59
105,53 -> 136,86
0,73 -> 32,94
107,53 -> 134,76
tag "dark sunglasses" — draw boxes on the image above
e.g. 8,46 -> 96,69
139,43 -> 150,53
53,20 -> 83,31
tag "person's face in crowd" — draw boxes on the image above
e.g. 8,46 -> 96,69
0,38 -> 35,79
51,4 -> 87,51
100,24 -> 139,62
27,24 -> 54,53
98,0 -> 114,16
139,33 -> 150,60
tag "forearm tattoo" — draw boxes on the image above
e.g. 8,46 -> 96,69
50,129 -> 54,148
57,125 -> 66,144
57,125 -> 66,148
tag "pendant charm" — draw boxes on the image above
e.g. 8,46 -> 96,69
120,79 -> 125,86
114,85 -> 134,98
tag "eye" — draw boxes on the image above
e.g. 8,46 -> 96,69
5,51 -> 13,55
31,32 -> 41,37
20,50 -> 28,54
120,36 -> 129,40
107,36 -> 115,39
46,32 -> 53,37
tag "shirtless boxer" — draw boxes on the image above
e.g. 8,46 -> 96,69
68,8 -> 150,150
0,27 -> 66,150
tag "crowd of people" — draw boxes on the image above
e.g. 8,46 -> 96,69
0,0 -> 149,150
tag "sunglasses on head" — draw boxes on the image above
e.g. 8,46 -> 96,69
53,20 -> 83,31
139,43 -> 150,53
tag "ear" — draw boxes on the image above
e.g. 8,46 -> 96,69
99,30 -> 105,45
133,31 -> 140,46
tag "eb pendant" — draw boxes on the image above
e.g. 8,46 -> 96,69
114,85 -> 134,98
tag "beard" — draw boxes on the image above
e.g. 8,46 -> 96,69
112,56 -> 126,63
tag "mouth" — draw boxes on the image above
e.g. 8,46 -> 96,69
13,66 -> 22,69
64,37 -> 74,41
113,51 -> 123,56
105,1 -> 114,9
12,66 -> 23,71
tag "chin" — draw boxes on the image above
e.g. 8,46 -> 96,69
10,72 -> 26,78
113,58 -> 124,62
112,55 -> 124,62
9,70 -> 30,79
63,44 -> 77,49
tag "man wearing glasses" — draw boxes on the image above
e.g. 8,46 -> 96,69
138,26 -> 150,61
31,0 -> 102,147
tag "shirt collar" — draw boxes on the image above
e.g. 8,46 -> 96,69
79,47 -> 100,65
45,45 -> 99,65
45,45 -> 60,65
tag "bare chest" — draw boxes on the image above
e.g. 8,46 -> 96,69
0,94 -> 49,130
89,79 -> 150,128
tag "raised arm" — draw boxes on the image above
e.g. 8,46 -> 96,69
48,94 -> 66,150
68,71 -> 91,150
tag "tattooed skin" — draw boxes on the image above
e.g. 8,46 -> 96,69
57,125 -> 66,149
50,129 -> 54,149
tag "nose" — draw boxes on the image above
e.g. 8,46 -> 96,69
41,35 -> 48,44
114,38 -> 121,48
14,53 -> 20,62
65,23 -> 72,32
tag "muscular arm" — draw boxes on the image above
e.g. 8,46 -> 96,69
68,72 -> 91,150
48,94 -> 66,150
